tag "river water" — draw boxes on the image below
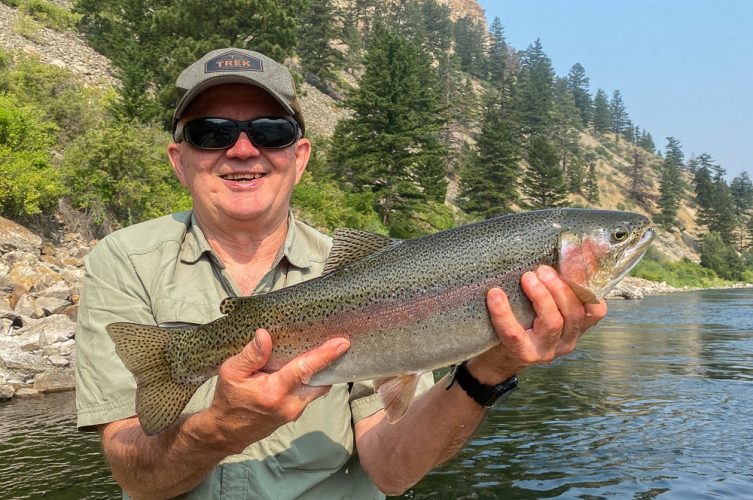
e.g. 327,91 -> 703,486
1,289 -> 751,499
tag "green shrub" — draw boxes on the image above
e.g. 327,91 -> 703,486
1,53 -> 109,144
20,0 -> 80,31
62,121 -> 191,228
0,94 -> 64,217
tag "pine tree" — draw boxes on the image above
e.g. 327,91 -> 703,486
521,135 -> 568,208
638,130 -> 656,152
458,90 -> 520,218
629,150 -> 651,208
487,17 -> 508,87
730,172 -> 753,250
592,88 -> 611,134
657,137 -> 685,228
515,39 -> 555,137
453,16 -> 486,77
421,0 -> 453,59
330,26 -> 447,232
297,0 -> 344,92
551,78 -> 582,191
566,63 -> 592,126
610,90 -> 628,141
584,154 -> 600,205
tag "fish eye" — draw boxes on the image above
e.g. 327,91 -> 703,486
612,227 -> 629,243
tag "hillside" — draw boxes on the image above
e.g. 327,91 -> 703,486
0,0 -> 703,264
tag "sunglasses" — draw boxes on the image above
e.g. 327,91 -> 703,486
177,116 -> 300,150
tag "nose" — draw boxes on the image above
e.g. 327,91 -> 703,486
226,131 -> 259,159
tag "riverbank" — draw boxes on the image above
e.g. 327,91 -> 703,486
1,215 -> 750,401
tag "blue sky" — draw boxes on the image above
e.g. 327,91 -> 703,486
476,0 -> 753,181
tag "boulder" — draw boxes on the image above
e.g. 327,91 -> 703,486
0,216 -> 42,255
34,370 -> 75,393
0,384 -> 14,400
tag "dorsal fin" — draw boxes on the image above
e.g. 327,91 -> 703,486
322,229 -> 399,275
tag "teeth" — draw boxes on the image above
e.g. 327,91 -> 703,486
223,173 -> 264,181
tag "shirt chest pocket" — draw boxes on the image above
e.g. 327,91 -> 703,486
152,298 -> 223,327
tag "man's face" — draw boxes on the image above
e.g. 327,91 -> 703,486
167,84 -> 310,230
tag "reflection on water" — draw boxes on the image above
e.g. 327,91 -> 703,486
1,289 -> 752,499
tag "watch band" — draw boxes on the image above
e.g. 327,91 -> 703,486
446,361 -> 518,407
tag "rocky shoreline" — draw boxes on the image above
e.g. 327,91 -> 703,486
1,216 -> 92,401
1,216 -> 747,402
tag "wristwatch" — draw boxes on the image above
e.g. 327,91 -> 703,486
446,361 -> 518,407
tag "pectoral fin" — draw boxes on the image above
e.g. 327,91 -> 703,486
567,281 -> 600,304
374,373 -> 421,423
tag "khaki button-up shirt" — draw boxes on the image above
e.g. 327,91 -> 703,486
75,210 -> 433,499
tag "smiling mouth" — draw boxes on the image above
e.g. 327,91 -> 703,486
220,173 -> 265,182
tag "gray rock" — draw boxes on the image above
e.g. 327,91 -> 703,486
14,294 -> 45,319
34,370 -> 74,393
17,315 -> 76,346
35,296 -> 72,315
47,355 -> 69,367
15,387 -> 41,398
0,216 -> 42,255
36,281 -> 73,301
0,384 -> 14,400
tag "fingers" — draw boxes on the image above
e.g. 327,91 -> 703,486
221,329 -> 273,380
486,288 -> 527,344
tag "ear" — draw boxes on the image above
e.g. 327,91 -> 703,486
293,138 -> 312,185
167,142 -> 189,188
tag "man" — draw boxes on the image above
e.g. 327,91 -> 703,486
75,48 -> 607,499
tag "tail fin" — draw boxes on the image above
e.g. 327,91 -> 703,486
106,322 -> 202,436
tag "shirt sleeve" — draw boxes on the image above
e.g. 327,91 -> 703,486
348,372 -> 435,423
74,236 -> 155,431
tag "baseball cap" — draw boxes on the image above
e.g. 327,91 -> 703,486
172,48 -> 305,135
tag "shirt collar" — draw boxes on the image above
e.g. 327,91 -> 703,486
179,211 -> 312,270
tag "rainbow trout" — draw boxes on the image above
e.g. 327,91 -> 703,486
107,208 -> 654,435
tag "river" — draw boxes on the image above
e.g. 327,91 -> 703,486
1,289 -> 751,499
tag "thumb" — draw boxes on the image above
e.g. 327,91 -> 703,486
222,329 -> 273,379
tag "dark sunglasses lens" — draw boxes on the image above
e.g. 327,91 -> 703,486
185,119 -> 238,149
248,118 -> 297,148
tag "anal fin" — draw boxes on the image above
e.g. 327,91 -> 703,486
374,374 -> 421,423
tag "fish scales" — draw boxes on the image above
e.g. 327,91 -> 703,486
107,208 -> 655,434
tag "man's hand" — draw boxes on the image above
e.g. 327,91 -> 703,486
467,265 -> 608,385
204,329 -> 351,454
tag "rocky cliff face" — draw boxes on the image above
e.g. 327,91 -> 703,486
0,216 -> 93,400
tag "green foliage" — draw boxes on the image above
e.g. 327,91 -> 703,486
330,25 -> 447,235
62,121 -> 191,228
297,0 -> 344,92
18,0 -> 80,31
0,53 -> 109,144
631,247 -> 725,288
292,138 -> 385,233
699,232 -> 746,281
0,94 -> 64,217
458,90 -> 520,218
514,39 -> 555,136
566,63 -> 591,126
75,0 -> 306,125
656,137 -> 685,229
521,135 -> 567,209
592,88 -> 611,134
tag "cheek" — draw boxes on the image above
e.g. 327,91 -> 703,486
559,238 -> 609,285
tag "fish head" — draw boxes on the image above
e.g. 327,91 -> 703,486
556,210 -> 655,303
